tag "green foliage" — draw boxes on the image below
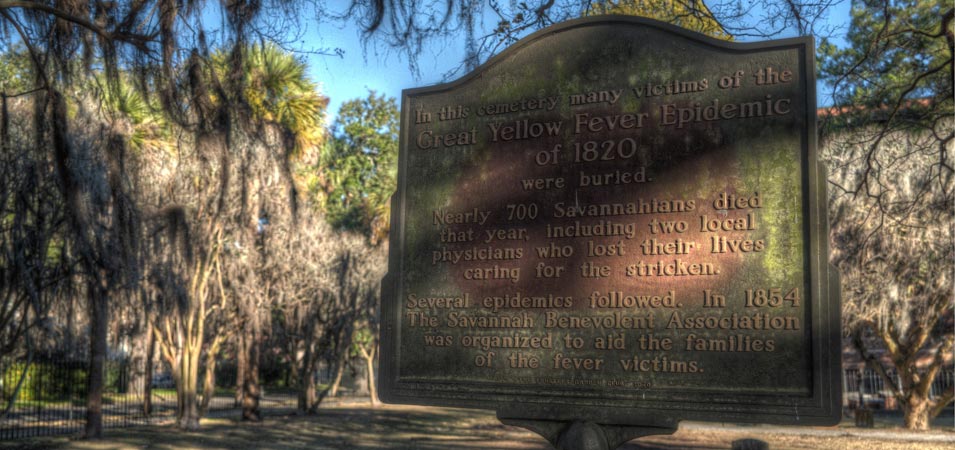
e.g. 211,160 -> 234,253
1,362 -> 86,402
349,327 -> 375,358
91,74 -> 171,152
319,91 -> 398,244
586,0 -> 732,40
818,0 -> 953,238
105,360 -> 127,394
0,360 -> 138,401
818,0 -> 952,119
216,43 -> 329,160
0,46 -> 32,95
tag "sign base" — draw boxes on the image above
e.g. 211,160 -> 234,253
499,415 -> 677,450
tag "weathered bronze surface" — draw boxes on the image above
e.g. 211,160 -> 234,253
380,16 -> 840,427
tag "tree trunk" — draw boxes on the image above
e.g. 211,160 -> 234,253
305,373 -> 320,414
199,342 -> 219,416
297,339 -> 321,414
67,293 -> 78,358
328,314 -> 355,399
241,368 -> 261,420
176,348 -> 201,431
143,327 -> 155,416
235,333 -> 247,407
903,394 -> 932,430
297,383 -> 308,413
295,355 -> 308,413
128,338 -> 144,395
84,282 -> 108,439
364,346 -> 379,407
128,295 -> 151,396
299,354 -> 317,414
315,356 -> 344,411
328,357 -> 345,398
178,390 -> 201,430
240,314 -> 261,421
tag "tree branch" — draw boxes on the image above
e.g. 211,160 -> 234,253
855,324 -> 903,398
0,1 -> 109,38
0,1 -> 152,51
930,386 -> 955,418
919,334 -> 954,399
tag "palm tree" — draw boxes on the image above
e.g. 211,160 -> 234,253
210,42 -> 331,422
233,43 -> 329,162
92,73 -> 172,153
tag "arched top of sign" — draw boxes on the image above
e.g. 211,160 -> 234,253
405,15 -> 814,97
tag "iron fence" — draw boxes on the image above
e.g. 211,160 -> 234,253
0,356 -> 952,441
842,367 -> 955,409
0,358 -> 297,440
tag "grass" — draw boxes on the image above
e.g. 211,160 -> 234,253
4,390 -> 175,409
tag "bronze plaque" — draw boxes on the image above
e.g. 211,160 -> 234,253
380,16 -> 840,427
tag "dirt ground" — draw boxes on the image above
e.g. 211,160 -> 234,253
2,402 -> 953,450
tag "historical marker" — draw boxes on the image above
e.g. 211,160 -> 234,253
380,16 -> 840,436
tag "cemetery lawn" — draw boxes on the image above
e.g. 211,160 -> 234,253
2,402 -> 952,450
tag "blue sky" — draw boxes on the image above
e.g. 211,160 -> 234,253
303,18 -> 457,122
304,2 -> 853,121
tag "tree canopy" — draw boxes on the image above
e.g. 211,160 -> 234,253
585,0 -> 731,39
820,0 -> 953,199
346,0 -> 838,78
320,91 -> 398,245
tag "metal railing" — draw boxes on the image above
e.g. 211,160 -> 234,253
0,358 -> 297,440
842,367 -> 955,409
1,357 -> 952,441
